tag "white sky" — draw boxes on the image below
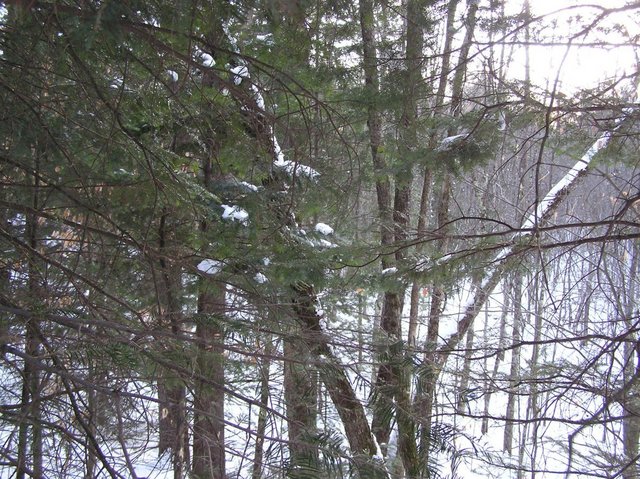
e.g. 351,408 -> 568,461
507,0 -> 640,93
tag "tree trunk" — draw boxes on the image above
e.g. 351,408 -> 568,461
416,2 -> 477,465
157,211 -> 189,479
503,274 -> 522,454
284,330 -> 319,477
193,282 -> 226,479
622,242 -> 640,479
18,150 -> 43,479
252,333 -> 272,479
193,155 -> 226,479
456,322 -> 475,416
358,0 -> 392,259
290,283 -> 388,479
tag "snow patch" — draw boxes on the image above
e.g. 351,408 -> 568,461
251,84 -> 265,110
319,239 -> 337,249
254,272 -> 268,284
437,134 -> 467,151
166,70 -> 178,82
519,132 -> 612,233
197,259 -> 223,275
274,158 -> 320,181
221,204 -> 249,225
230,65 -> 249,85
381,267 -> 397,276
315,222 -> 334,235
200,53 -> 215,68
240,181 -> 259,192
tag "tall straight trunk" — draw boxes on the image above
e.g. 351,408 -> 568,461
193,283 -> 226,479
18,149 -> 43,479
503,274 -> 523,454
193,156 -> 226,479
416,4 -> 478,463
284,331 -> 319,476
359,0 -> 392,259
622,242 -> 640,479
456,320 -> 475,415
622,356 -> 640,479
157,211 -> 188,479
408,3 -> 458,464
416,176 -> 451,460
252,333 -> 272,479
358,0 -> 395,452
526,265 -> 544,478
482,289 -> 509,435
366,1 -> 429,471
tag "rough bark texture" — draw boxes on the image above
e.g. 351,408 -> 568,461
157,211 -> 189,478
291,283 -> 388,479
193,156 -> 226,479
193,283 -> 226,479
503,275 -> 522,454
284,331 -> 319,476
252,334 -> 272,479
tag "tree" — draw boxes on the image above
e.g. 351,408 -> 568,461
2,1 -> 640,478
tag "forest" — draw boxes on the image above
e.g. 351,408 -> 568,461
1,0 -> 640,478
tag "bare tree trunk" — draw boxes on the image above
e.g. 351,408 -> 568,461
365,1 -> 429,472
359,0 -> 392,257
284,330 -> 319,476
416,4 -> 478,466
622,242 -> 640,479
157,211 -> 189,479
416,179 -> 450,459
18,151 -> 43,479
193,155 -> 226,479
252,333 -> 272,479
525,267 -> 544,478
503,274 -> 522,454
456,321 -> 475,416
358,0 -> 396,454
482,289 -> 509,435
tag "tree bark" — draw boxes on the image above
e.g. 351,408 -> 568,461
359,0 -> 392,260
284,330 -> 319,477
18,147 -> 43,479
290,283 -> 388,479
252,333 -> 272,479
193,282 -> 226,479
503,274 -> 522,454
157,210 -> 189,479
193,156 -> 226,479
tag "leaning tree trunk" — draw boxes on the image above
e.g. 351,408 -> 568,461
290,283 -> 389,479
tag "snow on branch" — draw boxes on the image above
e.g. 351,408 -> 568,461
519,133 -> 612,233
438,108 -> 634,364
214,31 -> 319,182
